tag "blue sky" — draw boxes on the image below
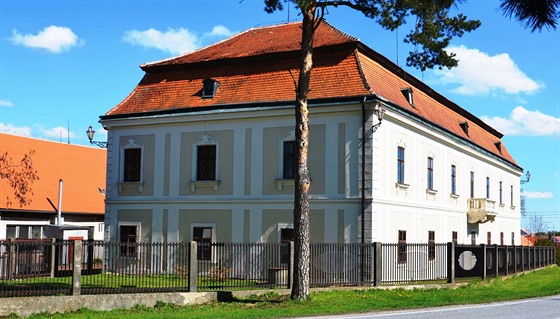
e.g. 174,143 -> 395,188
1,0 -> 559,231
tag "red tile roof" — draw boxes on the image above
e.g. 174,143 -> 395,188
0,134 -> 106,215
105,21 -> 518,167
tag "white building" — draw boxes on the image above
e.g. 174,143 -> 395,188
100,21 -> 523,249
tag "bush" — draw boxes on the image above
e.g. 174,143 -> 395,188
209,267 -> 230,282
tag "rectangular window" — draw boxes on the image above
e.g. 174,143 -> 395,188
499,181 -> 503,204
398,230 -> 407,263
428,231 -> 436,260
487,231 -> 491,245
452,231 -> 458,245
283,141 -> 296,179
280,228 -> 295,263
470,171 -> 475,198
119,225 -> 138,257
471,231 -> 476,245
511,232 -> 515,245
427,157 -> 434,190
193,227 -> 213,260
124,148 -> 141,182
486,177 -> 490,199
510,185 -> 514,207
197,145 -> 216,181
451,165 -> 457,194
397,147 -> 405,184
500,232 -> 504,245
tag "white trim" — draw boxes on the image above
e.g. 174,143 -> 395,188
118,138 -> 144,192
191,134 -> 220,192
276,130 -> 296,190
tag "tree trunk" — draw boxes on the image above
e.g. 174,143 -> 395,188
291,4 -> 316,301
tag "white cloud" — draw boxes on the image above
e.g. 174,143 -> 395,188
434,45 -> 543,95
0,123 -> 32,136
203,25 -> 234,38
10,26 -> 83,53
521,191 -> 554,199
123,25 -> 234,55
0,100 -> 14,107
123,28 -> 200,55
39,126 -> 75,140
481,106 -> 560,137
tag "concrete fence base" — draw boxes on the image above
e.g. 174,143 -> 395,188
0,292 -> 215,317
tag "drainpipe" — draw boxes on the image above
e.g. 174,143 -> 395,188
360,97 -> 366,285
361,98 -> 366,246
57,179 -> 63,226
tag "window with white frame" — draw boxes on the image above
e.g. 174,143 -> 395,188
397,147 -> 405,184
120,139 -> 143,183
279,130 -> 296,179
486,176 -> 490,199
451,165 -> 457,195
192,223 -> 216,261
191,135 -> 220,191
398,230 -> 407,263
278,225 -> 294,264
427,157 -> 434,190
118,222 -> 140,257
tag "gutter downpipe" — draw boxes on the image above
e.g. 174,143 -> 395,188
360,97 -> 366,285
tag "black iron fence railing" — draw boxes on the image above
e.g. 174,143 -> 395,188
0,240 -> 556,297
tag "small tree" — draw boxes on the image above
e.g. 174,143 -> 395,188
0,150 -> 39,207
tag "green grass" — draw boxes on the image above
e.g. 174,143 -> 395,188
9,267 -> 560,319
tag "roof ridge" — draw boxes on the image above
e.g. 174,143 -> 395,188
141,21 -> 302,68
321,19 -> 360,42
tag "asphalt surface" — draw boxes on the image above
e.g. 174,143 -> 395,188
292,295 -> 560,319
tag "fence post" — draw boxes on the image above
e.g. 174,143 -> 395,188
188,241 -> 197,292
288,241 -> 294,290
481,244 -> 487,280
72,240 -> 82,296
50,238 -> 56,278
373,242 -> 382,286
494,245 -> 499,277
7,239 -> 14,280
447,242 -> 455,283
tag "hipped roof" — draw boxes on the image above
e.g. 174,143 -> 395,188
105,21 -> 518,168
0,133 -> 106,215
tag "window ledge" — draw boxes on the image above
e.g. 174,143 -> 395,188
190,180 -> 220,192
275,178 -> 294,191
426,188 -> 438,195
450,193 -> 460,199
117,181 -> 144,193
395,182 -> 409,190
499,203 -> 505,208
510,205 -> 516,210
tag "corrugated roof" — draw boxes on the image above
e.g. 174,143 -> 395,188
105,20 -> 518,167
0,133 -> 106,215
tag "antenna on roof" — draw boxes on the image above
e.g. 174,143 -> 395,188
396,27 -> 399,66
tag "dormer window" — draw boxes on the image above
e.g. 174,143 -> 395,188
459,121 -> 469,136
400,87 -> 414,106
494,141 -> 502,153
202,78 -> 219,99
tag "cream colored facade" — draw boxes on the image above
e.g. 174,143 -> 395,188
102,99 -> 522,246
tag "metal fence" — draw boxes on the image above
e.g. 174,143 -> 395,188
381,243 -> 448,285
197,242 -> 288,290
0,240 -> 556,298
0,240 -> 73,297
81,241 -> 191,294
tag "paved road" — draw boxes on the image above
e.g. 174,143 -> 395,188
295,295 -> 560,319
